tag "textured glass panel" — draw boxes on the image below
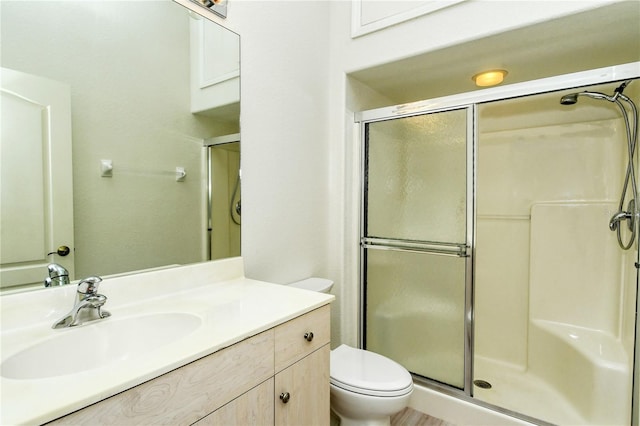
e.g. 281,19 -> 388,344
365,249 -> 465,388
366,109 -> 467,243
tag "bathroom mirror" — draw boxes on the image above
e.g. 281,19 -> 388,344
0,0 -> 240,292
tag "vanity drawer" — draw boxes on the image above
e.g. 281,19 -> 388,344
47,330 -> 274,426
274,305 -> 330,373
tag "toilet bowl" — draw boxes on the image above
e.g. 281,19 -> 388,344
330,344 -> 413,426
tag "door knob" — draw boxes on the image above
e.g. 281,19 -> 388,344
279,392 -> 290,404
48,246 -> 71,257
304,332 -> 314,342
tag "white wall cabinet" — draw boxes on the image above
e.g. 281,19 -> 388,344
351,0 -> 466,38
46,305 -> 331,425
190,14 -> 239,115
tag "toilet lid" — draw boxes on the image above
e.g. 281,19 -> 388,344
330,345 -> 413,397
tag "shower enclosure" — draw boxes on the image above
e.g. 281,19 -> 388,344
357,63 -> 640,425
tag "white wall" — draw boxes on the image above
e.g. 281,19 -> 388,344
238,2 -> 331,285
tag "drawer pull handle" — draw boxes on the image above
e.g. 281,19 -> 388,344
304,332 -> 314,342
280,392 -> 291,404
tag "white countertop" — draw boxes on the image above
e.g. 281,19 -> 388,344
0,258 -> 334,425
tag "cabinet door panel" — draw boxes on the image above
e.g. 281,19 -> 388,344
275,345 -> 330,426
195,379 -> 274,425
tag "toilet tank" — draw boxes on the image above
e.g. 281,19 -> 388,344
288,277 -> 333,293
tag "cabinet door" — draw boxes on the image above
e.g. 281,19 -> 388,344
275,345 -> 330,426
189,16 -> 239,114
194,379 -> 274,426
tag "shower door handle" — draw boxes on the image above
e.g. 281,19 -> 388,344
362,237 -> 468,257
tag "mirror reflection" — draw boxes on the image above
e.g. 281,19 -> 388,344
1,1 -> 240,292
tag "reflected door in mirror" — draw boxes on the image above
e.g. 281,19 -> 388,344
1,68 -> 75,289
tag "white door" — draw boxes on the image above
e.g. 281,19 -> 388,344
1,68 -> 74,289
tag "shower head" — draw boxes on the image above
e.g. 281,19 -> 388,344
560,93 -> 579,105
560,90 -> 618,105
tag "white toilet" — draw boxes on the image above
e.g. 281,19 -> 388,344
289,278 -> 413,426
330,344 -> 413,426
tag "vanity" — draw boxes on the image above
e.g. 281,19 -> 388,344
0,258 -> 334,425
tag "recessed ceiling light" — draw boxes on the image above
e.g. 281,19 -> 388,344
472,69 -> 508,87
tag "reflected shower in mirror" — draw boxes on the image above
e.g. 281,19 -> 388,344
206,134 -> 241,260
0,0 -> 240,292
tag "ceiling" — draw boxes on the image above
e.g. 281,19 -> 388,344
349,1 -> 640,106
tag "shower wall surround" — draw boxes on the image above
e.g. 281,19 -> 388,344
475,95 -> 635,424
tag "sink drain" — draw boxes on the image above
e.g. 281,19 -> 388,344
473,379 -> 492,389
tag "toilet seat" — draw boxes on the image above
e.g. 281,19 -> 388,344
330,345 -> 413,397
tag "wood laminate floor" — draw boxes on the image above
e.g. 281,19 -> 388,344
331,407 -> 454,426
391,407 -> 456,426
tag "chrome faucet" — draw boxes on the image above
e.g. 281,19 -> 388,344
44,263 -> 70,287
52,276 -> 111,329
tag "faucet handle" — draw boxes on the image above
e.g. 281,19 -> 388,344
47,263 -> 69,279
77,276 -> 103,295
44,263 -> 70,287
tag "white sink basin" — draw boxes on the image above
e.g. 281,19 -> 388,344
1,313 -> 201,380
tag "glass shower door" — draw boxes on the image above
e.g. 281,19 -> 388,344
362,107 -> 471,389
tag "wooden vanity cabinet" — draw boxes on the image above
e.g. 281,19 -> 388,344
47,305 -> 330,426
274,304 -> 331,425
